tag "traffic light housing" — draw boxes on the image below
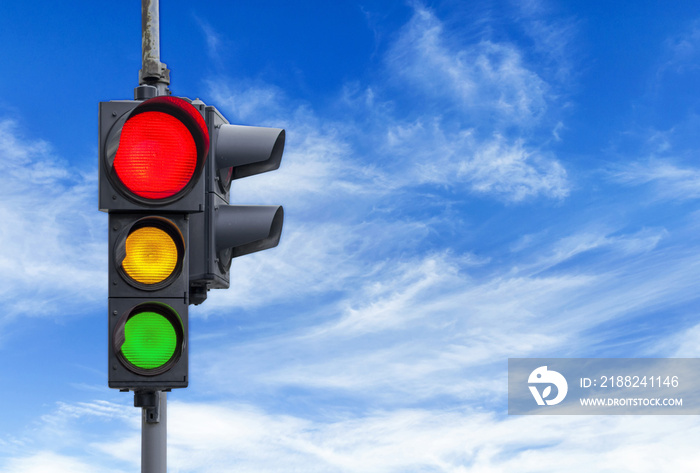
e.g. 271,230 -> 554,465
189,106 -> 284,302
101,95 -> 209,390
101,92 -> 285,387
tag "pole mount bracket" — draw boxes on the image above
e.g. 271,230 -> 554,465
134,390 -> 161,424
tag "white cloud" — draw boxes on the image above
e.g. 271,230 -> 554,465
512,0 -> 579,83
41,400 -> 135,425
0,399 -> 136,473
663,322 -> 700,357
378,120 -> 569,201
194,220 -> 699,410
458,135 -> 568,200
373,4 -> 570,201
386,5 -> 550,125
227,120 -> 376,207
203,3 -> 571,206
520,227 -> 667,275
195,16 -> 223,61
196,213 -> 434,314
0,451 -> 124,473
20,399 -> 700,473
661,19 -> 700,75
0,120 -> 105,323
206,80 -> 287,125
612,159 -> 700,200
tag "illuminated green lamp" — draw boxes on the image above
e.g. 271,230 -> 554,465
115,303 -> 184,375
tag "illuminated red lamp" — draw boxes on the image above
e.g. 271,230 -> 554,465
109,96 -> 209,204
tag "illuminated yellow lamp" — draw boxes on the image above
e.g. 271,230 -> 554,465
122,227 -> 178,285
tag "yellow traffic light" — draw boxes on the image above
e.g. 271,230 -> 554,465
123,226 -> 179,285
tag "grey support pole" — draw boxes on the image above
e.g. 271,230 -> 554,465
139,0 -> 170,95
135,391 -> 167,473
134,4 -> 169,473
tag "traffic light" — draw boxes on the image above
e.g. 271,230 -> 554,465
100,94 -> 209,390
102,6 -> 287,470
189,106 -> 284,303
101,91 -> 285,386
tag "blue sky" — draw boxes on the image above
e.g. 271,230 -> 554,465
2,0 -> 700,471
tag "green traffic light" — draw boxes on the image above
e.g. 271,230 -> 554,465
121,311 -> 177,370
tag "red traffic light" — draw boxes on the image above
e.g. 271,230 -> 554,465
106,96 -> 209,204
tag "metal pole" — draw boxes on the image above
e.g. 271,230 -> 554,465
136,391 -> 167,473
139,0 -> 170,95
134,5 -> 169,472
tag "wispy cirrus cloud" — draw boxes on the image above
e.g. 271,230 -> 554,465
660,19 -> 700,76
611,159 -> 700,201
385,5 -> 551,125
380,122 -> 569,200
374,3 -> 570,201
0,120 -> 105,323
512,0 -> 580,83
193,218 -> 697,410
9,398 -> 700,473
205,3 -> 572,204
191,5 -> 698,407
0,451 -> 124,473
